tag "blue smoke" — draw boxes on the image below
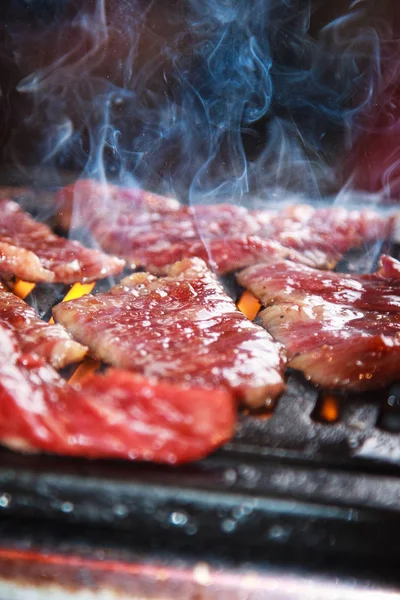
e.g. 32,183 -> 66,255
2,0 -> 386,202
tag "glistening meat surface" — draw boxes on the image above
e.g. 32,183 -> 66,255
0,282 -> 87,369
136,236 -> 314,275
56,179 -> 180,232
59,185 -> 285,274
53,258 -> 287,408
237,256 -> 400,391
0,199 -> 124,283
255,204 -> 394,269
0,325 -> 235,464
56,181 -> 394,273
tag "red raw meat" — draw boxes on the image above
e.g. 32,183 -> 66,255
56,181 -> 394,273
53,258 -> 286,408
0,282 -> 87,369
56,179 -> 180,231
257,205 -> 394,269
135,236 -> 314,275
83,202 -> 270,271
0,200 -> 124,283
0,325 -> 235,464
237,258 -> 400,391
378,255 -> 400,279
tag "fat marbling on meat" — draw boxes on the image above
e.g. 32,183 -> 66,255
53,257 -> 287,408
0,324 -> 235,464
237,256 -> 400,392
58,180 -> 294,273
56,179 -> 180,231
0,199 -> 124,283
254,204 -> 395,269
56,181 -> 395,273
0,281 -> 87,369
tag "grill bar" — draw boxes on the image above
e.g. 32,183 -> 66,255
1,187 -> 400,584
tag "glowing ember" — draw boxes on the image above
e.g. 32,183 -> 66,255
49,282 -> 96,324
13,279 -> 36,300
320,395 -> 339,422
68,357 -> 101,384
237,291 -> 261,321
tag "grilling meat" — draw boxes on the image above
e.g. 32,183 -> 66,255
0,199 -> 125,283
59,185 -> 287,273
256,205 -> 394,269
134,237 -> 314,275
378,254 -> 400,279
53,257 -> 287,408
0,281 -> 87,369
237,256 -> 400,392
0,324 -> 235,464
57,179 -> 180,231
56,181 -> 394,273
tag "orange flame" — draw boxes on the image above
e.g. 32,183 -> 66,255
69,357 -> 101,384
237,291 -> 261,321
49,281 -> 96,324
320,395 -> 339,422
60,281 -> 96,303
13,279 -> 36,299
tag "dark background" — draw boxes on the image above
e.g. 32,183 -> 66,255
0,0 -> 397,196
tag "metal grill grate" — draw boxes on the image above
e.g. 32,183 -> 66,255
1,189 -> 400,581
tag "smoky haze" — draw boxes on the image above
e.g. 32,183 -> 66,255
0,0 -> 394,202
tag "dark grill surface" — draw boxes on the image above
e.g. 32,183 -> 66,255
1,191 -> 400,585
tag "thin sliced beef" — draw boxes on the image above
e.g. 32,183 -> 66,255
56,181 -> 394,273
256,205 -> 394,269
0,200 -> 125,283
56,179 -> 180,231
0,282 -> 87,369
56,183 -> 312,273
53,258 -> 286,408
378,255 -> 400,279
111,203 -> 392,272
134,237 -> 314,275
237,256 -> 400,391
0,325 -> 235,464
71,200 -> 274,272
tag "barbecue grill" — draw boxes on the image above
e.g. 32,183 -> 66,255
0,188 -> 400,597
1,0 -> 400,597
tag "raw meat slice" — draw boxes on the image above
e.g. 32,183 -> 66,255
79,203 -> 268,269
0,325 -> 235,464
0,281 -> 87,369
56,179 -> 180,231
237,259 -> 400,391
53,258 -> 287,408
56,180 -> 394,273
135,237 -> 314,275
257,205 -> 395,269
0,200 -> 125,283
378,255 -> 400,279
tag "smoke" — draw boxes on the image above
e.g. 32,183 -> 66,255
0,0 -> 390,203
